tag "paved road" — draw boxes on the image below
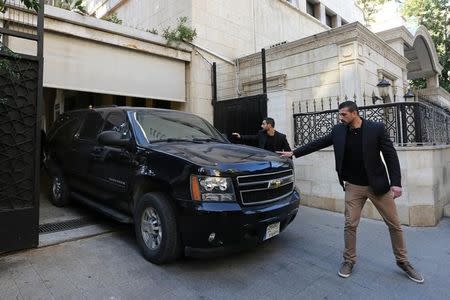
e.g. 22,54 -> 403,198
1,206 -> 449,300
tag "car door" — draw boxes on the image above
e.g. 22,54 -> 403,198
90,111 -> 135,212
67,111 -> 105,196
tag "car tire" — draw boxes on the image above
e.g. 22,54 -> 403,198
134,192 -> 182,264
48,171 -> 70,207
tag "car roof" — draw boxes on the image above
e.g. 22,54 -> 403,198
65,106 -> 194,116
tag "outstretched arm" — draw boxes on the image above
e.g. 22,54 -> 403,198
279,133 -> 333,158
232,132 -> 259,143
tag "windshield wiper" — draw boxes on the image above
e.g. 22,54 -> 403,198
192,137 -> 225,143
151,138 -> 194,143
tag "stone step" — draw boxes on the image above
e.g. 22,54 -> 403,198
444,204 -> 450,218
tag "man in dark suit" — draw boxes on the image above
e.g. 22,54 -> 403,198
232,117 -> 291,152
278,101 -> 424,283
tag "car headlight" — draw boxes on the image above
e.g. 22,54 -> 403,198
190,175 -> 236,202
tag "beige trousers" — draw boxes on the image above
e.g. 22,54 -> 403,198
343,183 -> 408,264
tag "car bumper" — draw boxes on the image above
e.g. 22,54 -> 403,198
177,189 -> 300,248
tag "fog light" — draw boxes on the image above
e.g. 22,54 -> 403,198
208,232 -> 216,242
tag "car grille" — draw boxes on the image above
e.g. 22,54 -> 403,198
236,169 -> 294,206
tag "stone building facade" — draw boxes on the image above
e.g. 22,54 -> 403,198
3,0 -> 448,226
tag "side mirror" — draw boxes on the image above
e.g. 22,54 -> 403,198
98,131 -> 130,147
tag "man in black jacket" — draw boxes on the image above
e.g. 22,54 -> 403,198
232,117 -> 291,152
278,101 -> 424,283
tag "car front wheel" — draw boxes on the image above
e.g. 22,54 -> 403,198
134,193 -> 182,264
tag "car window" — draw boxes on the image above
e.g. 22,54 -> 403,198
48,113 -> 83,144
102,112 -> 131,139
132,110 -> 226,144
55,118 -> 82,145
79,112 -> 104,141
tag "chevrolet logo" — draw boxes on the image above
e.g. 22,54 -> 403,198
268,179 -> 282,189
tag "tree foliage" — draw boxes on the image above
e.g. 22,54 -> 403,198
0,0 -> 86,14
0,0 -> 39,13
356,0 -> 388,25
402,0 -> 450,92
102,12 -> 122,24
54,0 -> 87,14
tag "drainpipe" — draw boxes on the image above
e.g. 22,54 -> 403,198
211,62 -> 217,106
261,48 -> 267,94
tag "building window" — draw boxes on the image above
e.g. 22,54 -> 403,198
326,13 -> 333,27
306,1 -> 315,17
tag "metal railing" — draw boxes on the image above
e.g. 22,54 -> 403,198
293,100 -> 450,147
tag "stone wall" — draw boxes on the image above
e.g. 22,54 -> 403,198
111,0 -> 364,120
294,146 -> 450,226
418,87 -> 450,110
228,23 -> 409,146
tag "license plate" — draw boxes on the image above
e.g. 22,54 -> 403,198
263,222 -> 280,241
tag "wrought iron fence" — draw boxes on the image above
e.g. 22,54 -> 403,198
293,100 -> 450,147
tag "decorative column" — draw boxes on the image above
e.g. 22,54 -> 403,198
338,42 -> 365,104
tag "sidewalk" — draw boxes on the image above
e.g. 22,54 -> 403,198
1,206 -> 449,299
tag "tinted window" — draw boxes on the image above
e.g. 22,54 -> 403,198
79,112 -> 104,141
132,110 -> 226,144
103,112 -> 131,139
48,112 -> 83,144
49,119 -> 79,146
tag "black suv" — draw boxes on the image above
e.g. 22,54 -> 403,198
45,107 -> 300,264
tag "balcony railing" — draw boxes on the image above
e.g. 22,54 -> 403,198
293,100 -> 450,147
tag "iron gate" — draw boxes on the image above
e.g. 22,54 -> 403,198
0,0 -> 44,253
213,94 -> 267,145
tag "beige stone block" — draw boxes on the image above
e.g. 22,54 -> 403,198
330,184 -> 345,201
434,204 -> 443,223
405,151 -> 433,169
409,205 -> 437,226
407,185 -> 435,205
311,83 -> 341,98
301,194 -> 337,212
294,167 -> 305,179
296,180 -> 312,195
335,198 -> 345,213
395,204 -> 410,226
444,204 -> 450,217
320,71 -> 340,86
311,181 -> 331,198
407,167 -> 434,187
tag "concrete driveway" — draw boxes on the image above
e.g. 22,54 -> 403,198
1,206 -> 449,299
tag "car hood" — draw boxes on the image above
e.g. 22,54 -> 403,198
150,142 -> 292,175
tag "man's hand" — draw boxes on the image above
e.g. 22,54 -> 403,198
277,151 -> 294,158
390,186 -> 402,199
232,132 -> 241,139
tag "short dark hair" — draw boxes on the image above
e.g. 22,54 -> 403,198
338,101 -> 358,113
264,117 -> 275,128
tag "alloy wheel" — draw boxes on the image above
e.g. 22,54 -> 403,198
52,177 -> 62,201
141,207 -> 162,250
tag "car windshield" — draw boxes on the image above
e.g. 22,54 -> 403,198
130,110 -> 228,145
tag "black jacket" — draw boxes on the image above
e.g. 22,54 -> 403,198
241,130 -> 291,152
293,119 -> 401,195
